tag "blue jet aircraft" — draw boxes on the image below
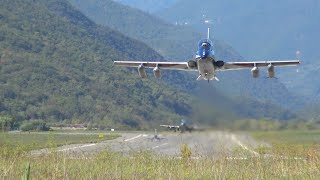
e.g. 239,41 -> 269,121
160,119 -> 195,133
114,28 -> 300,82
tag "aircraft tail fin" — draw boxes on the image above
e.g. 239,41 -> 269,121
207,28 -> 210,39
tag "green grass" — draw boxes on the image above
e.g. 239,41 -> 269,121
0,131 -> 119,151
1,130 -> 320,179
252,130 -> 320,146
2,148 -> 320,179
251,130 -> 320,156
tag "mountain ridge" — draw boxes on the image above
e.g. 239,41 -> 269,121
158,0 -> 319,98
0,0 -> 299,132
67,0 -> 301,117
0,0 -> 207,129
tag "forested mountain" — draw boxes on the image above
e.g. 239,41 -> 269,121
68,0 -> 199,61
158,0 -> 320,97
113,0 -> 179,13
159,0 -> 319,61
67,0 -> 302,114
0,0 -> 300,131
0,0 -> 221,129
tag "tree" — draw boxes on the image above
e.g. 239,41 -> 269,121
0,115 -> 15,131
20,120 -> 50,131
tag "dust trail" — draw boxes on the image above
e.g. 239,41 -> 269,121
230,134 -> 259,156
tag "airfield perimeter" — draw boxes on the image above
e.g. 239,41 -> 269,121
31,131 -> 264,158
6,130 -> 319,179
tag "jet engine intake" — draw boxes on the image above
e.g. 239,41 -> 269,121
251,66 -> 259,78
153,66 -> 161,78
267,64 -> 275,78
214,60 -> 225,67
138,64 -> 147,78
187,60 -> 197,69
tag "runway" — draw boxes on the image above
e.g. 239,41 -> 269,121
30,131 -> 265,159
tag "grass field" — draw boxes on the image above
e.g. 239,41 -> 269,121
1,130 -> 320,179
252,130 -> 320,157
0,131 -> 119,151
252,130 -> 320,145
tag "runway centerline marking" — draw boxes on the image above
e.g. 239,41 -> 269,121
124,134 -> 142,142
152,143 -> 168,149
58,143 -> 96,152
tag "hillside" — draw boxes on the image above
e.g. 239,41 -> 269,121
159,0 -> 320,61
159,0 -> 320,97
67,0 -> 302,115
68,0 -> 200,62
113,0 -> 179,13
0,0 -> 234,129
0,0 -> 300,132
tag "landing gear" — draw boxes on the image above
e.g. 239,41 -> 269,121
205,73 -> 209,83
196,74 -> 203,81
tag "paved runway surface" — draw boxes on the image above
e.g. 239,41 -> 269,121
31,131 -> 265,159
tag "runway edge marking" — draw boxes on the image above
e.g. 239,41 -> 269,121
152,143 -> 169,150
124,134 -> 142,142
58,143 -> 97,152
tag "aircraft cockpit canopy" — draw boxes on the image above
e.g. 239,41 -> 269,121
198,39 -> 213,50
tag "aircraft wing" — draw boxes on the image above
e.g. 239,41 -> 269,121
114,61 -> 196,71
219,60 -> 300,71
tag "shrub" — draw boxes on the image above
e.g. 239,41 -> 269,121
0,115 -> 15,131
20,120 -> 50,131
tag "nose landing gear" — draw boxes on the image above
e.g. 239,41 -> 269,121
205,73 -> 209,83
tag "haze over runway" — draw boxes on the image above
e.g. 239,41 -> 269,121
31,131 -> 264,159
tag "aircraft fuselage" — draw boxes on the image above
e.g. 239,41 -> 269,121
197,57 -> 216,80
195,38 -> 217,81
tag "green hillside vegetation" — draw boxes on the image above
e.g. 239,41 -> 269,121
1,0 -> 224,129
0,0 -> 302,131
68,0 -> 200,62
159,0 -> 320,96
159,0 -> 320,63
158,0 -> 320,119
67,0 -> 301,120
